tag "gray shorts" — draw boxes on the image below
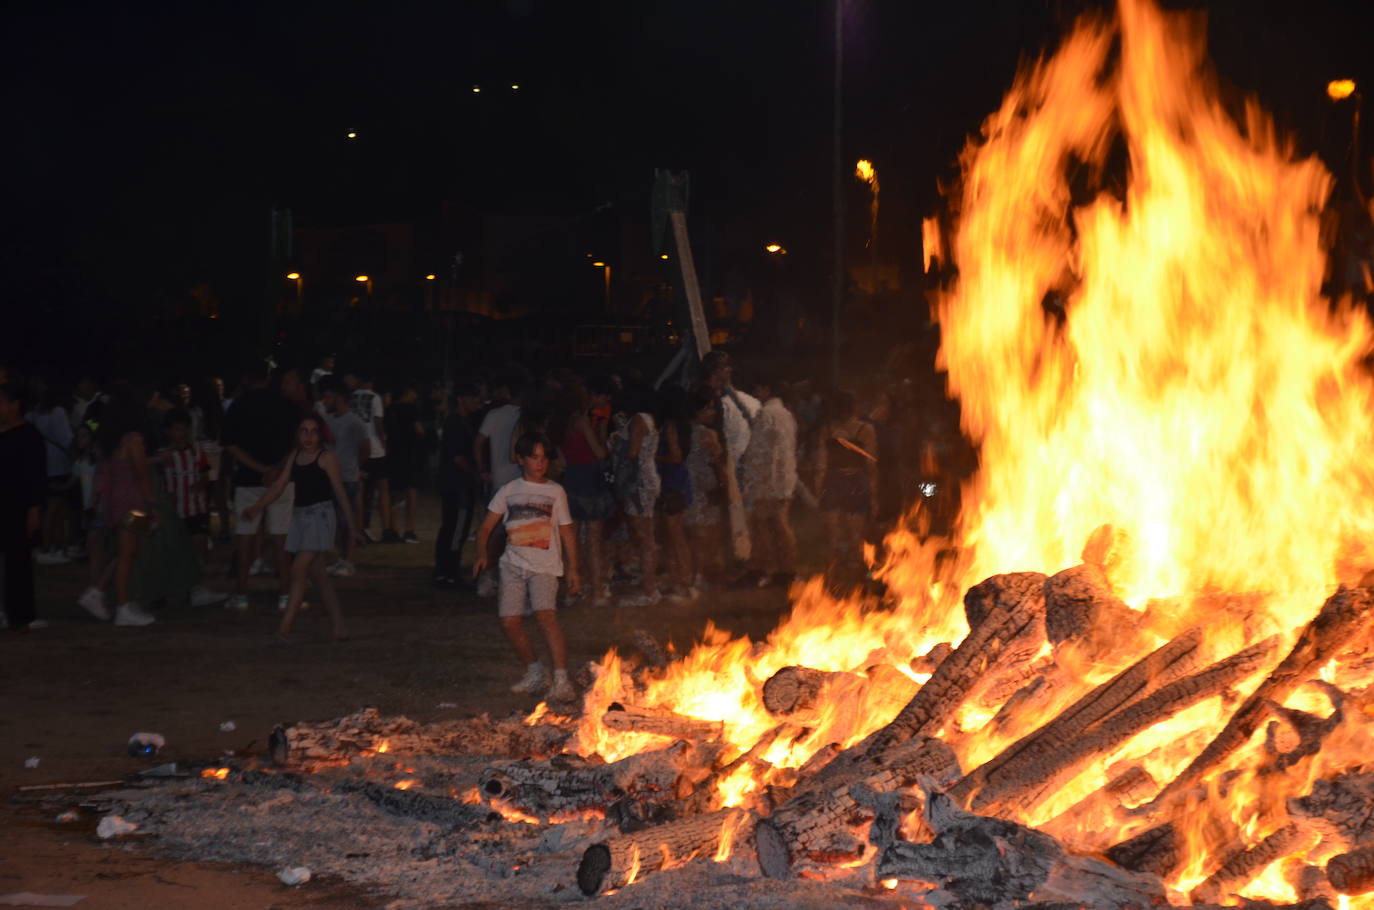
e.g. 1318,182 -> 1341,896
498,563 -> 559,618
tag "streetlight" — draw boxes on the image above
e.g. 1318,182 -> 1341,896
1328,79 -> 1364,206
354,274 -> 373,299
765,243 -> 788,255
1329,79 -> 1357,101
472,85 -> 482,94
425,274 -> 436,281
285,272 -> 302,310
591,261 -> 611,312
346,130 -> 358,140
659,253 -> 670,261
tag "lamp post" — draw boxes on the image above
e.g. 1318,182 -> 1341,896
285,272 -> 303,312
1328,80 -> 1363,206
592,261 -> 611,313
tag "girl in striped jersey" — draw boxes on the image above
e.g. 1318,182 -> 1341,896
157,409 -> 226,606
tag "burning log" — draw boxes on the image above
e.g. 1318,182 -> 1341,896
1327,846 -> 1374,895
754,736 -> 961,879
1289,771 -> 1374,845
761,666 -> 853,716
910,642 -> 953,675
1192,823 -> 1321,905
956,630 -> 1200,803
864,571 -> 1047,756
575,807 -> 753,896
601,703 -> 723,741
1043,563 -> 1141,655
1044,765 -> 1157,831
670,724 -> 799,819
876,788 -> 1165,909
1145,586 -> 1374,815
479,740 -> 721,821
957,635 -> 1277,817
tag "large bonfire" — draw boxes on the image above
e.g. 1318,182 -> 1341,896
566,0 -> 1374,903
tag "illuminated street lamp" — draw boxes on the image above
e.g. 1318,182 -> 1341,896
472,85 -> 482,94
591,260 -> 611,311
659,253 -> 670,260
765,243 -> 787,255
285,272 -> 300,280
285,272 -> 302,309
425,274 -> 436,281
354,274 -> 373,298
1329,79 -> 1357,101
346,130 -> 358,140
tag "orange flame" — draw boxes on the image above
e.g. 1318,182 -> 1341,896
376,740 -> 390,754
200,767 -> 230,780
393,779 -> 419,790
532,2 -> 1374,902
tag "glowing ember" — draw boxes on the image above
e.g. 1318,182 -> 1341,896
200,768 -> 230,780
392,779 -> 419,790
376,740 -> 390,754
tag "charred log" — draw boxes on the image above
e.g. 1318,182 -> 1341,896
1327,846 -> 1374,895
576,807 -> 753,895
1147,586 -> 1374,814
269,707 -> 569,767
1043,563 -> 1143,656
958,636 -> 1276,817
601,704 -> 724,741
479,740 -> 721,821
762,667 -> 852,716
1192,823 -> 1320,905
865,571 -> 1047,756
877,789 -> 1165,909
755,737 -> 961,879
1291,772 -> 1374,847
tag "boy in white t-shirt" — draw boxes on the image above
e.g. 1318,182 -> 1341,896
474,432 -> 581,702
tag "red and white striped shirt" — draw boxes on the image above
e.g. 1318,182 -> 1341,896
161,443 -> 210,518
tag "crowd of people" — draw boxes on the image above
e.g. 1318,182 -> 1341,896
0,352 -> 956,693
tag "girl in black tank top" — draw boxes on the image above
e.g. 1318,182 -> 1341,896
241,415 -> 360,642
291,451 -> 332,507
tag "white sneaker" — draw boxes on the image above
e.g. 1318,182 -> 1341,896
510,664 -> 547,694
250,558 -> 271,576
35,550 -> 70,565
546,678 -> 577,703
326,559 -> 355,577
225,594 -> 249,611
114,602 -> 155,626
190,585 -> 228,607
618,590 -> 662,608
78,586 -> 110,621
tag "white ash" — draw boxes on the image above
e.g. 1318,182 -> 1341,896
87,753 -> 908,909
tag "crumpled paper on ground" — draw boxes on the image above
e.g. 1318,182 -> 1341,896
277,867 -> 311,886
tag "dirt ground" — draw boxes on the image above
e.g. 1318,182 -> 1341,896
0,493 -> 813,909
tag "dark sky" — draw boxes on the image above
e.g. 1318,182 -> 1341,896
4,0 -> 1373,354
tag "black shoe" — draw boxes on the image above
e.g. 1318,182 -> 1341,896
381,530 -> 402,544
403,531 -> 420,544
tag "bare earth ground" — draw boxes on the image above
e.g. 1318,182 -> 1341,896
0,493 -> 813,908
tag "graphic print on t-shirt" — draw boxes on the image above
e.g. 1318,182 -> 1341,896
505,494 -> 555,550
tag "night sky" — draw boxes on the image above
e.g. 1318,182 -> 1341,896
4,0 -> 1373,374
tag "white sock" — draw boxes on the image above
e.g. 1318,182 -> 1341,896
553,669 -> 569,683
528,663 -> 543,674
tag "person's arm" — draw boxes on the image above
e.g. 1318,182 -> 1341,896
663,423 -> 683,463
243,452 -> 294,519
226,444 -> 273,478
472,509 -> 502,577
559,523 -> 581,594
319,450 -> 361,541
